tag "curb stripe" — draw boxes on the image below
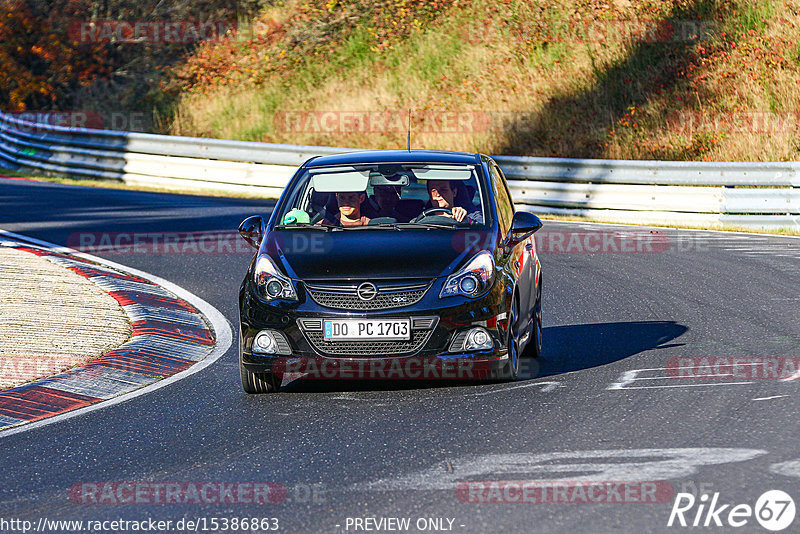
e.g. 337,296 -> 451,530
129,320 -> 215,345
62,263 -> 151,282
89,352 -> 194,376
109,291 -> 200,312
0,414 -> 25,426
0,227 -> 232,440
90,277 -> 175,296
0,386 -> 101,422
122,304 -> 208,327
37,367 -> 158,399
0,240 -> 219,431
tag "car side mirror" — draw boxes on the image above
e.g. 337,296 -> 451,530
238,215 -> 265,249
506,211 -> 543,246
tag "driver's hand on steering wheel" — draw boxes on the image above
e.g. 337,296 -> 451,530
451,206 -> 467,222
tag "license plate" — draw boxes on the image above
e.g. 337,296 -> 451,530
323,319 -> 410,341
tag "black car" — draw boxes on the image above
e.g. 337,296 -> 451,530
237,150 -> 542,393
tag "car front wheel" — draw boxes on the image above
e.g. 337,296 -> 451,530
522,283 -> 542,359
506,297 -> 521,380
240,363 -> 281,394
239,335 -> 281,393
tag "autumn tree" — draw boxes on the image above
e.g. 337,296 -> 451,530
0,0 -> 271,126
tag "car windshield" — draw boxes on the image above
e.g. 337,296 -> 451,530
274,163 -> 488,229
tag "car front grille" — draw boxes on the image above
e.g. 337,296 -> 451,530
304,281 -> 432,311
297,316 -> 438,357
302,329 -> 433,356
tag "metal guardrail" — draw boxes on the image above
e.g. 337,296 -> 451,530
1,111 -> 798,229
0,112 -> 350,196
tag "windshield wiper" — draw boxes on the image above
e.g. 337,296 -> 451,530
390,221 -> 461,229
354,222 -> 461,230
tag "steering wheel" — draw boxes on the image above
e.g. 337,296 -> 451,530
414,207 -> 452,222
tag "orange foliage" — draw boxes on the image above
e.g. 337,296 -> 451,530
0,0 -> 111,111
169,0 -> 458,93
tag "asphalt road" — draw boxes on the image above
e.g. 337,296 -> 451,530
1,178 -> 799,533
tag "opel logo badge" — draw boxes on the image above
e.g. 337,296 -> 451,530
357,282 -> 377,301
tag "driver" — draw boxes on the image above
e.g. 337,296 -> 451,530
317,191 -> 371,227
425,180 -> 482,225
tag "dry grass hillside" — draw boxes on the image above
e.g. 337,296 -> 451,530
162,0 -> 800,161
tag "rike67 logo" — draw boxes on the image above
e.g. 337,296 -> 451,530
668,490 -> 796,531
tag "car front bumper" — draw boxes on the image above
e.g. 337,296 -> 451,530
239,280 -> 514,381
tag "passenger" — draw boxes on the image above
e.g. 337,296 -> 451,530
425,179 -> 483,225
318,191 -> 371,227
373,185 -> 402,218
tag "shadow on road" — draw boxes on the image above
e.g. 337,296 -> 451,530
275,320 -> 687,393
534,320 -> 687,377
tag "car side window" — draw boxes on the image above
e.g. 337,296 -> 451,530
489,163 -> 514,234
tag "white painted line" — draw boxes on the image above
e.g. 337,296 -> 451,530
318,380 -> 563,401
607,367 -> 755,390
771,459 -> 800,478
465,381 -> 562,397
781,370 -> 800,381
0,228 -> 233,439
723,248 -> 784,252
606,369 -> 644,390
743,253 -> 800,258
538,382 -> 561,393
320,380 -> 564,401
624,374 -> 737,380
614,382 -> 755,390
329,393 -> 359,401
752,395 -> 788,401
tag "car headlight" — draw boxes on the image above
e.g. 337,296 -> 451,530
440,251 -> 495,298
254,255 -> 297,301
449,327 -> 495,352
252,329 -> 292,355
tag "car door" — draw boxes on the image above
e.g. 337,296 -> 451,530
488,160 -> 534,335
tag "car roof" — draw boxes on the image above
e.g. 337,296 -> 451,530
303,150 -> 483,168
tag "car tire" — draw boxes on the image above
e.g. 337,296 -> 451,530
522,282 -> 542,359
239,335 -> 281,393
506,296 -> 521,381
240,363 -> 281,394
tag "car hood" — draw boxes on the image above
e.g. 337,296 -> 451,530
262,229 -> 495,280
